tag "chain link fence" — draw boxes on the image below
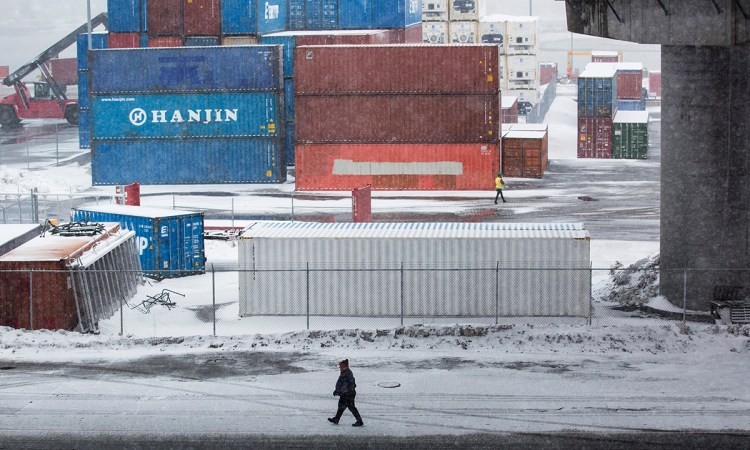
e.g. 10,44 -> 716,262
0,191 -> 117,225
1,264 -> 733,337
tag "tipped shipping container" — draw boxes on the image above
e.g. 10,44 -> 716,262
294,45 -> 501,94
108,32 -> 142,48
501,128 -> 548,179
0,223 -> 140,331
578,116 -> 613,159
71,205 -> 205,278
221,0 -> 257,35
91,92 -> 282,140
295,143 -> 499,190
295,94 -> 500,143
612,110 -> 649,159
92,139 -> 285,185
184,0 -> 222,35
0,224 -> 42,257
578,65 -> 617,118
90,46 -> 283,94
238,221 -> 590,317
148,0 -> 184,36
108,0 -> 145,32
76,32 -> 108,71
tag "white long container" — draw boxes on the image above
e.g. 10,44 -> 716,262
505,16 -> 539,55
478,15 -> 507,51
238,222 -> 591,317
450,21 -> 478,43
422,0 -> 449,21
449,0 -> 480,21
507,54 -> 538,82
422,21 -> 449,44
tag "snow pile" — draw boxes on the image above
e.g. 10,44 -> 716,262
596,254 -> 662,307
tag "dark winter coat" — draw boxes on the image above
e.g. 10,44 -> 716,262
334,368 -> 357,398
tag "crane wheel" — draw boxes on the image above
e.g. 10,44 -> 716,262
0,106 -> 20,127
64,105 -> 79,126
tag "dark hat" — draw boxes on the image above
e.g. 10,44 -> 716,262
339,359 -> 349,366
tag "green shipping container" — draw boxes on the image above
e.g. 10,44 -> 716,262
612,111 -> 649,159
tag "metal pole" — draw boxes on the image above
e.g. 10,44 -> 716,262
291,194 -> 295,222
495,261 -> 499,325
589,263 -> 594,325
212,264 -> 216,336
682,269 -> 687,324
55,124 -> 59,166
29,270 -> 33,330
529,0 -> 532,15
87,0 -> 93,50
400,262 -> 404,327
306,263 -> 310,330
231,198 -> 235,229
26,142 -> 30,170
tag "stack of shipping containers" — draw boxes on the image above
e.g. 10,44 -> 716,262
422,0 -> 479,44
649,70 -> 661,98
89,45 -> 286,184
294,44 -> 501,190
77,32 -> 108,149
577,65 -> 617,158
612,110 -> 649,159
107,0 -> 148,48
261,29 -> 404,165
614,62 -> 645,111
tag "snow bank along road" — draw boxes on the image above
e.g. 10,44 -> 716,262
0,324 -> 749,448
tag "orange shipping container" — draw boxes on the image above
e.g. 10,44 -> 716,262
296,143 -> 500,191
148,36 -> 184,47
502,129 -> 548,179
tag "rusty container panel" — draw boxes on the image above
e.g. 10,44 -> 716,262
296,94 -> 500,144
649,71 -> 661,97
148,0 -> 184,37
148,36 -> 185,47
296,143 -> 500,191
404,23 -> 423,43
294,45 -> 501,94
578,117 -> 612,159
184,0 -> 221,36
502,96 -> 518,124
108,32 -> 142,48
539,62 -> 557,85
616,70 -> 643,100
46,58 -> 78,85
502,130 -> 547,179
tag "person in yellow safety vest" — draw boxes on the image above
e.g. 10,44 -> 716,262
494,172 -> 506,204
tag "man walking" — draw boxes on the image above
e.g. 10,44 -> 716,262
494,172 -> 507,204
328,359 -> 364,427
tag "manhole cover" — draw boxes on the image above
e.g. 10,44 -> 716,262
377,381 -> 400,388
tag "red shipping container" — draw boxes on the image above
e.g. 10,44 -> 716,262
296,94 -> 500,144
184,0 -> 221,36
108,32 -> 141,48
502,129 -> 548,179
0,65 -> 8,78
352,185 -> 372,222
296,143 -> 500,191
578,117 -> 613,158
292,30 -> 399,46
148,0 -> 184,37
46,58 -> 78,85
404,23 -> 423,43
148,36 -> 184,47
0,223 -> 123,331
649,71 -> 661,97
539,62 -> 557,85
616,71 -> 643,100
502,96 -> 519,124
294,45 -> 501,94
592,52 -> 618,63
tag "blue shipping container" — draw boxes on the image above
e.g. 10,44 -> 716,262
259,34 -> 296,78
306,0 -> 338,30
78,109 -> 91,149
578,75 -> 617,118
71,205 -> 205,278
92,139 -> 286,184
108,0 -> 145,32
339,0 -> 420,29
184,36 -> 221,46
284,121 -> 295,165
77,32 -> 109,71
140,33 -> 149,47
288,0 -> 306,30
617,99 -> 645,111
284,78 -> 294,120
221,0 -> 257,35
77,71 -> 89,109
90,46 -> 283,94
257,0 -> 289,34
91,92 -> 283,140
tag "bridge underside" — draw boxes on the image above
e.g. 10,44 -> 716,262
565,0 -> 750,310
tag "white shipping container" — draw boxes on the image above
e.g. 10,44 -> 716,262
422,21 -> 449,44
507,79 -> 540,91
449,0 -> 480,21
450,21 -> 478,44
478,16 -> 506,51
238,222 -> 591,317
507,54 -> 538,81
422,0 -> 449,21
505,88 -> 540,109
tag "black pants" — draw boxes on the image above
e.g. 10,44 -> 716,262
334,396 -> 362,422
495,189 -> 506,203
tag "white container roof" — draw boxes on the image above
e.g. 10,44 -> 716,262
0,224 -> 40,247
579,65 -> 617,78
263,30 -> 387,37
504,130 -> 548,139
614,110 -> 650,123
241,221 -> 588,240
75,204 -> 199,219
481,14 -> 539,23
591,50 -> 619,57
502,95 -> 518,106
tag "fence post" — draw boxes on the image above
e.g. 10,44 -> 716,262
231,198 -> 235,229
30,188 -> 39,223
306,262 -> 310,330
29,270 -> 33,330
400,262 -> 404,327
495,261 -> 499,325
589,263 -> 593,326
212,264 -> 216,336
682,269 -> 687,324
291,194 -> 295,222
55,124 -> 59,166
